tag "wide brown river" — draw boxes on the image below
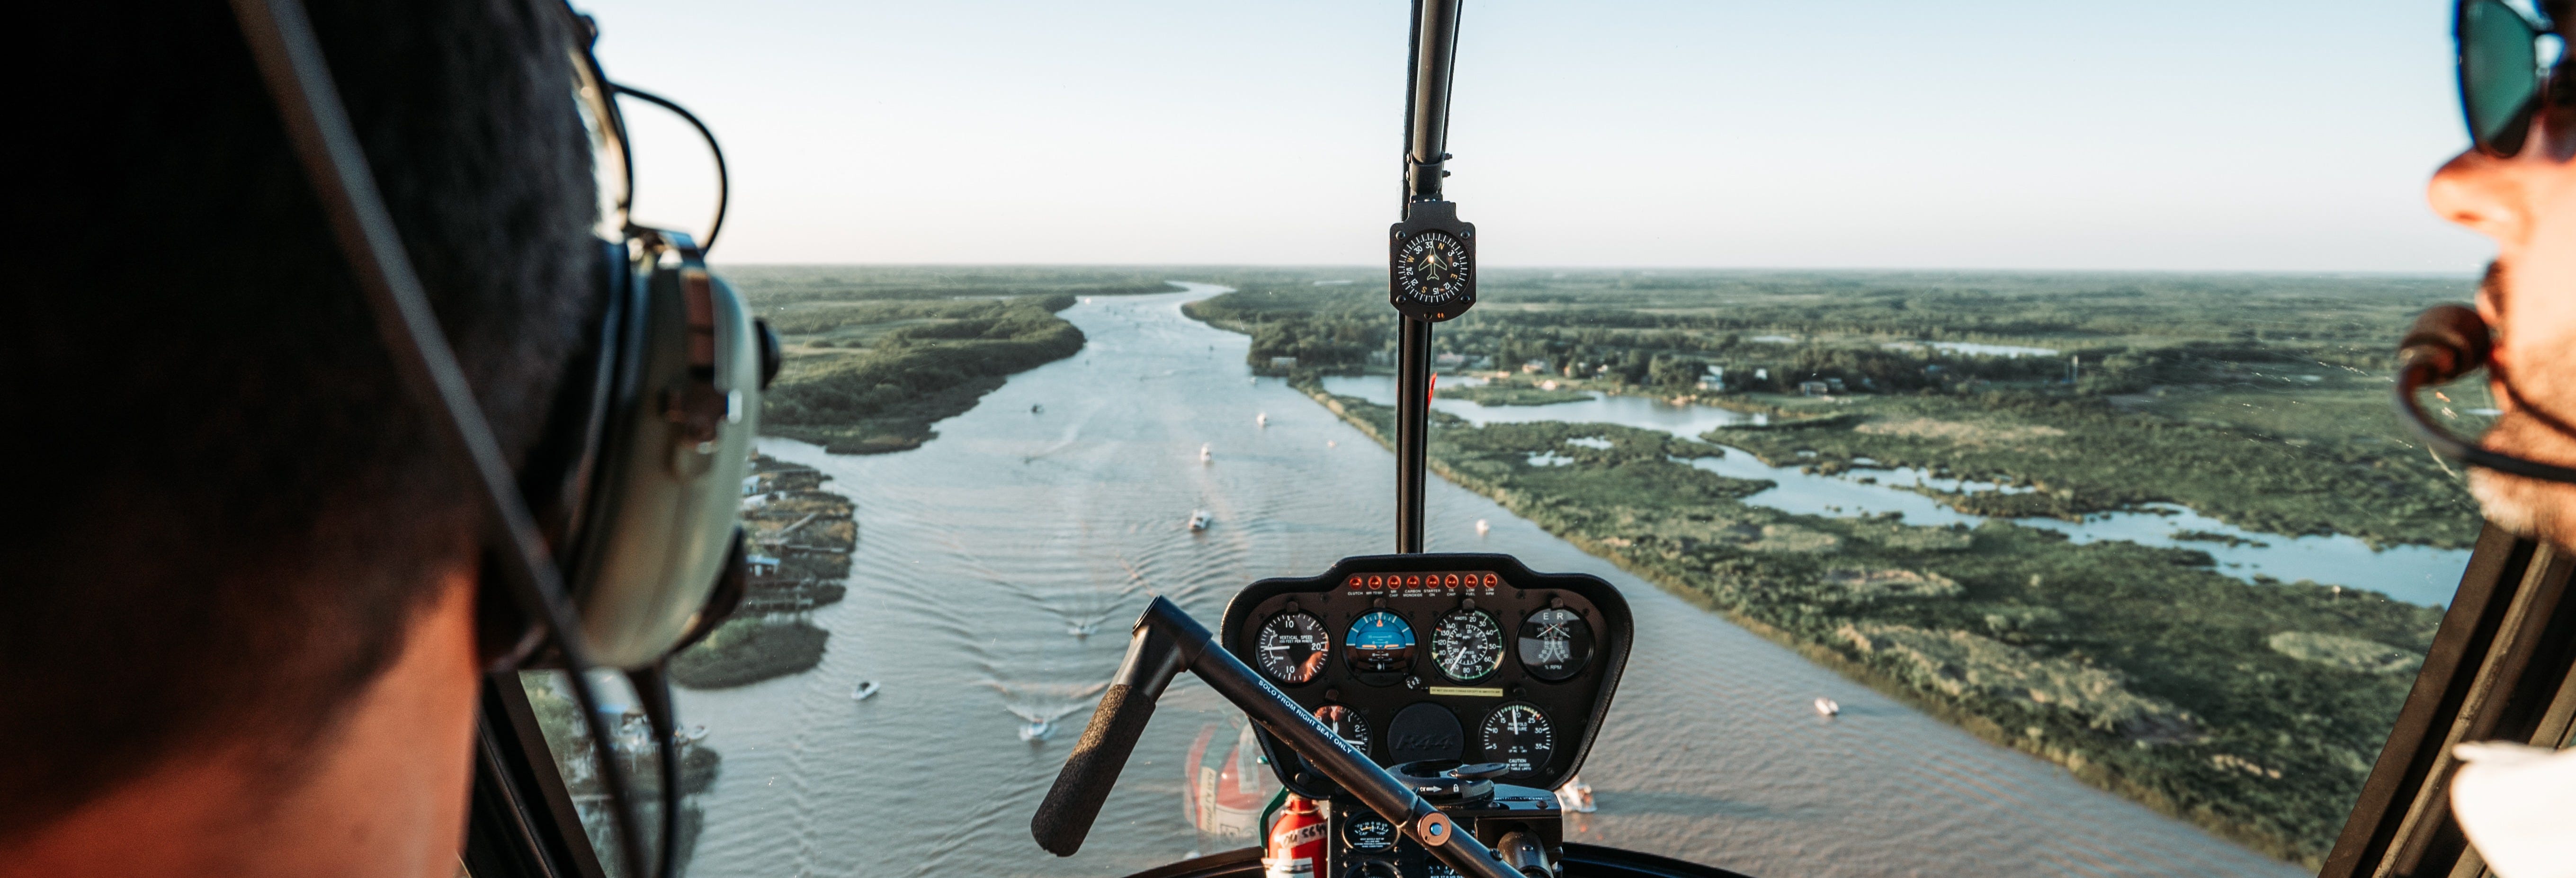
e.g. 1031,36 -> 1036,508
674,286 -> 2308,878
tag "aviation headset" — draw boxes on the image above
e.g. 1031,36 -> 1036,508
227,0 -> 772,874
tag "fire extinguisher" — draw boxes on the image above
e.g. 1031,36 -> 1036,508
1263,794 -> 1326,878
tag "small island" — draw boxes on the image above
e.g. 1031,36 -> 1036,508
668,454 -> 854,690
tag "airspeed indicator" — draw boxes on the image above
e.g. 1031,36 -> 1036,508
1430,608 -> 1503,682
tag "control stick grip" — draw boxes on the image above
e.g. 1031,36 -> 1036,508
1030,622 -> 1187,856
1030,682 -> 1158,855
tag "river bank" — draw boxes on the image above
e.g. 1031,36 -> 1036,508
1283,375 -> 2435,868
669,454 -> 856,690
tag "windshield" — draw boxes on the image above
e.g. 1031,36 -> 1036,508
527,2 -> 2484,877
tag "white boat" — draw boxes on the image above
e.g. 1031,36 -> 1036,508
1020,720 -> 1054,742
1814,697 -> 1840,717
1188,509 -> 1212,531
1475,519 -> 1490,537
1199,443 -> 1213,463
1555,774 -> 1597,813
1256,412 -> 1268,427
850,681 -> 881,702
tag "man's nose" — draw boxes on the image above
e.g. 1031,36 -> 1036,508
2430,148 -> 2531,244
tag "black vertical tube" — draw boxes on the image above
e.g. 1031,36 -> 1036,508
1403,0 -> 1463,206
1396,319 -> 1432,553
1394,0 -> 1462,555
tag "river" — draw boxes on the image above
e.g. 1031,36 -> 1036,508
674,285 -> 2310,878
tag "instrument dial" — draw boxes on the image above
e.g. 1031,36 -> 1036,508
1254,611 -> 1331,684
1516,607 -> 1594,681
1313,704 -> 1370,753
1430,608 -> 1504,682
1479,703 -> 1556,778
1343,610 -> 1416,674
1394,231 -> 1471,306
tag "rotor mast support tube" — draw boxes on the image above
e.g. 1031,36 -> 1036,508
1396,320 -> 1433,554
1404,0 -> 1464,204
1395,0 -> 1465,554
1032,598 -> 1519,878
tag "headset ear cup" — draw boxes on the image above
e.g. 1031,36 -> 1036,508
670,528 -> 750,654
475,551 -> 548,671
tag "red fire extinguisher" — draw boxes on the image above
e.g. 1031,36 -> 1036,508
1263,794 -> 1326,878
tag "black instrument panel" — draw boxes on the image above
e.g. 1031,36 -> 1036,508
1220,553 -> 1631,799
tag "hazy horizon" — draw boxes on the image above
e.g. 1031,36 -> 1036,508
594,0 -> 2494,273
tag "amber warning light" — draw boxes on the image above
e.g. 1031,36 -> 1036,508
1342,572 -> 1500,596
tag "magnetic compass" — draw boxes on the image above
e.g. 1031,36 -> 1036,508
1387,199 -> 1477,322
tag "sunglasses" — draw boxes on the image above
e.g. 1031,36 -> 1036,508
2459,0 -> 2564,156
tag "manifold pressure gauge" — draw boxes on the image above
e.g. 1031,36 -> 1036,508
1388,199 -> 1476,322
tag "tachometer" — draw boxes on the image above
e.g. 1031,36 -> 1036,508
1313,704 -> 1370,753
1479,703 -> 1555,778
1343,610 -> 1415,674
1254,611 -> 1330,684
1516,607 -> 1594,681
1430,608 -> 1503,682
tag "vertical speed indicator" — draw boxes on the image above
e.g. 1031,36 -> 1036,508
1255,611 -> 1330,684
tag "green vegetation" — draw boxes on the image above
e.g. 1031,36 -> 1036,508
1709,391 -> 2472,548
1193,269 -> 2486,549
668,617 -> 832,689
733,266 -> 1185,453
1442,383 -> 1592,406
1298,381 -> 2437,867
756,296 -> 1086,453
1199,269 -> 2485,866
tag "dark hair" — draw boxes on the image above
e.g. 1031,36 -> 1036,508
5,0 -> 598,838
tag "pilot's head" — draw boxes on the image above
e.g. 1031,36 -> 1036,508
2430,0 -> 2576,545
7,1 -> 596,875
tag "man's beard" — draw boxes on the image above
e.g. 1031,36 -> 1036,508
2464,260 -> 2576,543
2468,412 -> 2576,541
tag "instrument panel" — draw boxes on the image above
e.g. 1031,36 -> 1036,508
1220,553 -> 1632,798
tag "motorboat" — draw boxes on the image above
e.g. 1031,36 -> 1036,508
1815,697 -> 1840,717
1475,519 -> 1490,537
1256,412 -> 1268,427
1200,443 -> 1213,463
1020,720 -> 1054,743
1188,510 -> 1212,531
851,681 -> 881,702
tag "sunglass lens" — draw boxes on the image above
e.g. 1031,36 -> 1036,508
2462,0 -> 2542,154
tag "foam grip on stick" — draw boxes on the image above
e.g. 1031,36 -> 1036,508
1030,682 -> 1158,856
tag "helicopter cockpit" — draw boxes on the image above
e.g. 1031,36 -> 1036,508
153,0 -> 2576,878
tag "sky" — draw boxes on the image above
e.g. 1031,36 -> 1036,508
584,0 -> 2494,272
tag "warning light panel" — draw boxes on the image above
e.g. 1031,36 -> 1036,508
1342,571 -> 1501,597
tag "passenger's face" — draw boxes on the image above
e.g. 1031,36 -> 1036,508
2429,94 -> 2576,543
